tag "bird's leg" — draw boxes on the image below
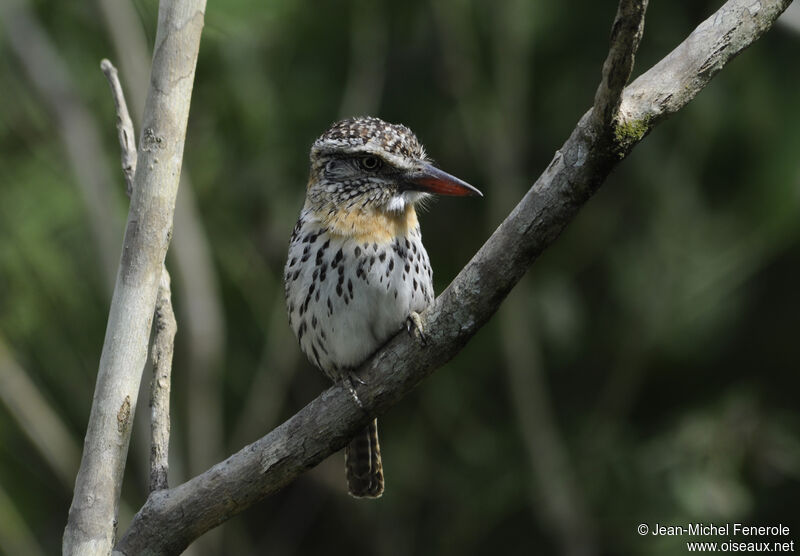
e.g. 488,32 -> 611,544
406,311 -> 428,345
343,370 -> 365,409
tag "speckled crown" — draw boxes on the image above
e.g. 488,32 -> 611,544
312,116 -> 427,161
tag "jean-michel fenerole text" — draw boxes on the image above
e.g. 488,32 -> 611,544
650,523 -> 791,537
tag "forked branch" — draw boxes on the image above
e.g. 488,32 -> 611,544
592,0 -> 648,130
101,58 -> 177,494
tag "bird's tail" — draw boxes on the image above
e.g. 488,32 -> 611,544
344,418 -> 384,498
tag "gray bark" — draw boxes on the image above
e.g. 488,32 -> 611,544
62,1 -> 207,554
102,57 -> 178,495
149,269 -> 177,492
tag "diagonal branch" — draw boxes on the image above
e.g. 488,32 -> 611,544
115,0 -> 793,554
63,1 -> 207,555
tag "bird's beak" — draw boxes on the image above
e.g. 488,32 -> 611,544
403,163 -> 483,197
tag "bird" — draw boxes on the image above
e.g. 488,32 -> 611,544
284,116 -> 481,498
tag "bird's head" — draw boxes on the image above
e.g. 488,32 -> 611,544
305,117 -> 481,239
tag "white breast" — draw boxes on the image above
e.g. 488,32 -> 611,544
284,212 -> 433,380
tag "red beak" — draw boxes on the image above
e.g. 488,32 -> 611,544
404,163 -> 483,197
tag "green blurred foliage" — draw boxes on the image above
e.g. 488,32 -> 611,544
1,0 -> 799,554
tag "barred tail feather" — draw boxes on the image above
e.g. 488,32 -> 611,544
344,418 -> 384,498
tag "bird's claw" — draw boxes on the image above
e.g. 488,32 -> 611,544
343,371 -> 365,409
406,312 -> 428,345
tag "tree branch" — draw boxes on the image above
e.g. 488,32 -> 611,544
100,60 -> 137,197
114,0 -> 792,554
62,1 -> 206,554
101,58 -> 178,494
150,268 -> 177,492
99,0 -> 228,485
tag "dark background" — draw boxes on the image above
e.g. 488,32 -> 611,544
1,0 -> 799,554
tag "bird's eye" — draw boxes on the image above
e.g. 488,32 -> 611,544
360,156 -> 382,171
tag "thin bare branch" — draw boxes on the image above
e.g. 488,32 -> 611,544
592,0 -> 649,130
150,268 -> 177,492
114,1 -> 792,554
63,1 -> 207,554
100,59 -> 137,197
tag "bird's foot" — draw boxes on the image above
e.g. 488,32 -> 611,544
343,371 -> 366,409
406,311 -> 428,345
